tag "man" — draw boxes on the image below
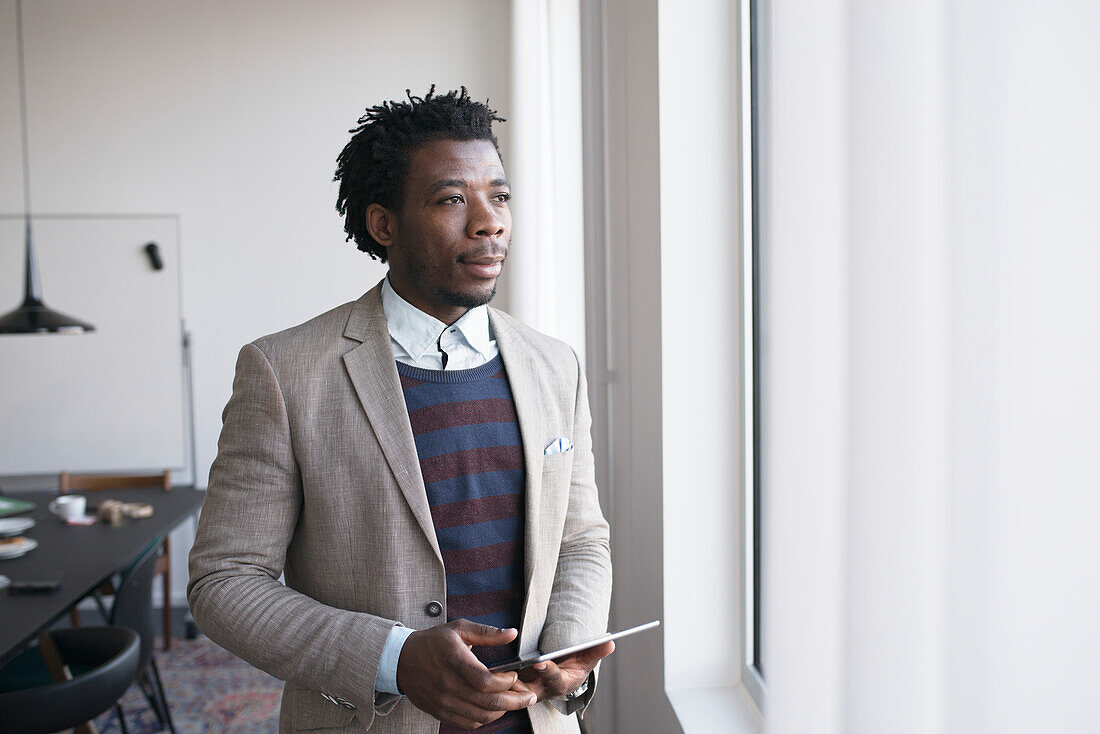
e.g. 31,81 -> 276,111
188,87 -> 613,734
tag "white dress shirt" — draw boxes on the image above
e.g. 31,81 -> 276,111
375,275 -> 500,695
381,276 -> 499,371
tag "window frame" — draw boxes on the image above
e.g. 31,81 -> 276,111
740,0 -> 767,712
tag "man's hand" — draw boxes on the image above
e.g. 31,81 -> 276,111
512,641 -> 614,703
397,620 -> 538,729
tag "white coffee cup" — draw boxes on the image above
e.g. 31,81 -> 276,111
49,495 -> 87,522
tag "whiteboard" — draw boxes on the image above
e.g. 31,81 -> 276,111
0,216 -> 186,475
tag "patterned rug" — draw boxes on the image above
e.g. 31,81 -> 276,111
93,636 -> 282,733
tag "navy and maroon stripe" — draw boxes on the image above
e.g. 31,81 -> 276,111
398,355 -> 530,734
419,445 -> 525,486
410,398 -> 517,431
442,540 -> 520,574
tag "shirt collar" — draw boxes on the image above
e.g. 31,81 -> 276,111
380,275 -> 494,361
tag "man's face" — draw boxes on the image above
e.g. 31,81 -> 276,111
371,138 -> 511,324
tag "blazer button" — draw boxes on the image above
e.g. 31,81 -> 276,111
321,692 -> 355,709
425,600 -> 443,618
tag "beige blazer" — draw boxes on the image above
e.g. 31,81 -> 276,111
188,282 -> 612,733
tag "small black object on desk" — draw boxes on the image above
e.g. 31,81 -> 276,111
8,581 -> 61,595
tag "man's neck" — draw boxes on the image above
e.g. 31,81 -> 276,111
386,276 -> 468,326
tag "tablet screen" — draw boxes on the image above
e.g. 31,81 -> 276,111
488,620 -> 660,673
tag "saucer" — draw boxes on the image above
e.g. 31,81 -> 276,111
0,536 -> 38,559
0,517 -> 36,537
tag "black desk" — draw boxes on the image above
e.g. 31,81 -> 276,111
0,487 -> 204,667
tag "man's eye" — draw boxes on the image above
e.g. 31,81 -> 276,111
494,192 -> 512,203
442,195 -> 464,204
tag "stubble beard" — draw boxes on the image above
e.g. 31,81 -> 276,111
405,251 -> 501,310
437,280 -> 498,309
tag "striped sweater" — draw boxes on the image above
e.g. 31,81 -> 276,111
398,355 -> 532,734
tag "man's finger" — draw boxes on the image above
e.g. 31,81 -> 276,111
531,659 -> 564,680
572,640 -> 615,666
453,653 -> 521,692
454,620 -> 520,647
437,691 -> 532,729
543,640 -> 615,673
436,686 -> 535,727
437,702 -> 494,732
515,640 -> 616,700
470,689 -> 538,712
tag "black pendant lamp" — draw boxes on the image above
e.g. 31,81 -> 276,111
0,0 -> 94,335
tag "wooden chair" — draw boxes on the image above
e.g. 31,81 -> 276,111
60,470 -> 175,650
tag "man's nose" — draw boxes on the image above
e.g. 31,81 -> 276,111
468,198 -> 507,239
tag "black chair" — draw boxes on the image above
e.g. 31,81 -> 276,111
0,626 -> 140,734
111,538 -> 177,733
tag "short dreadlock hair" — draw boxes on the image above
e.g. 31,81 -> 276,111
334,86 -> 506,262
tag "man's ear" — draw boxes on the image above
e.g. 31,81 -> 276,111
366,203 -> 397,251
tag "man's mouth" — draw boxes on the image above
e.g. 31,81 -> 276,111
459,252 -> 506,279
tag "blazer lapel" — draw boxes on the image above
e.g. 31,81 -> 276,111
343,283 -> 442,564
491,310 -> 546,648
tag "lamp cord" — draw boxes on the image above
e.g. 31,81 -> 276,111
15,0 -> 32,219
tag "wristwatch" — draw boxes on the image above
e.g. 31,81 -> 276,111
560,678 -> 589,703
556,676 -> 590,715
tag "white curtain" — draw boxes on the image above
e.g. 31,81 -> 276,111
506,0 -> 586,366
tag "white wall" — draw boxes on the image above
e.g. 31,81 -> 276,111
589,0 -> 1100,732
946,1 -> 1100,731
0,0 -> 511,605
757,3 -> 851,732
763,1 -> 1100,733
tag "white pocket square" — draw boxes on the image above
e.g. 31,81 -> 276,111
544,437 -> 574,455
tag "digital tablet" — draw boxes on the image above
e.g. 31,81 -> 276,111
488,620 -> 661,673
